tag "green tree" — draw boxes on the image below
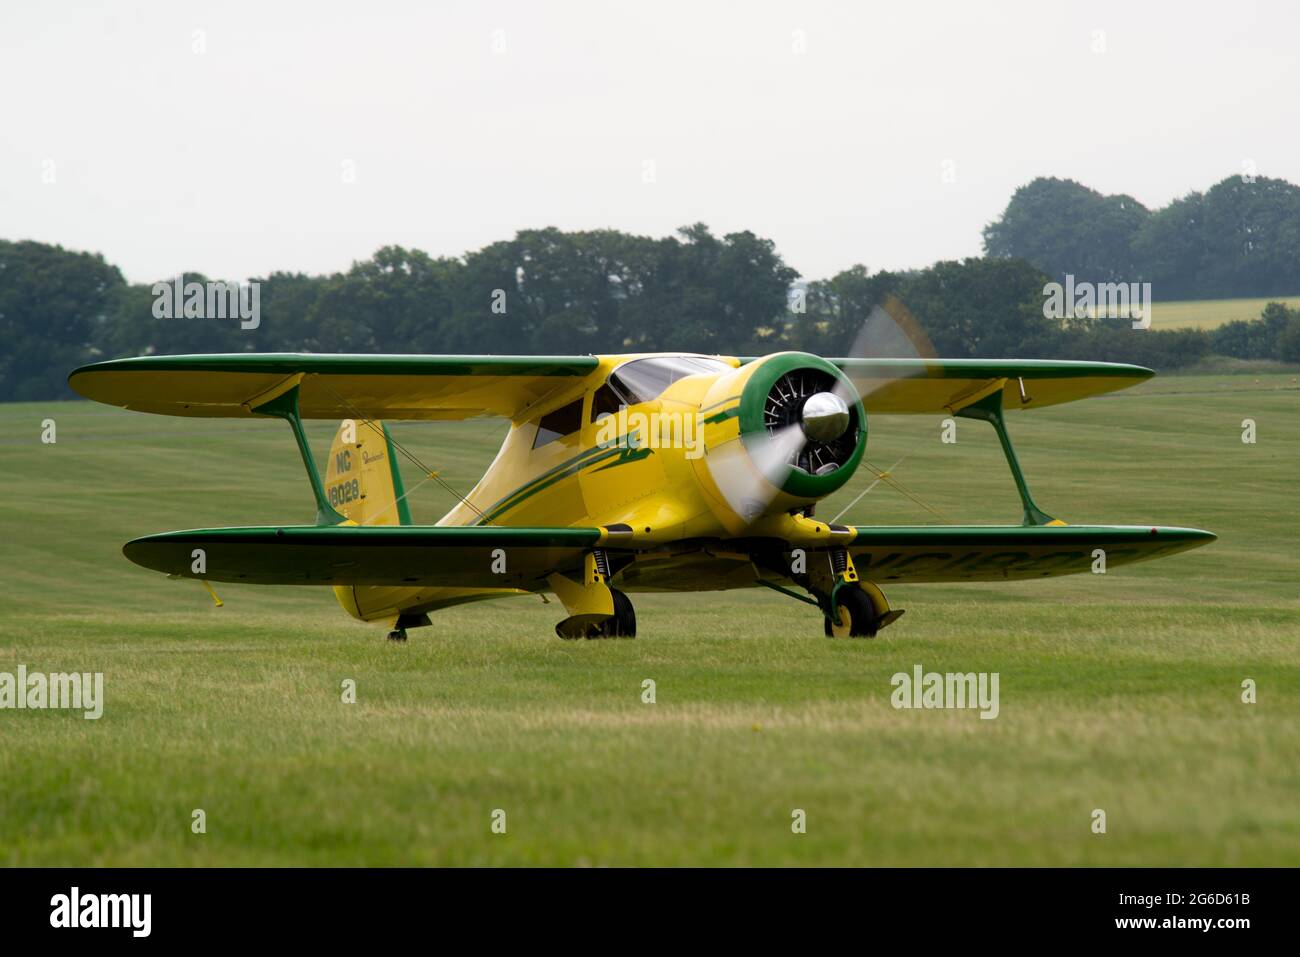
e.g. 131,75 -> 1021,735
1277,307 -> 1300,363
108,272 -> 267,357
1209,301 -> 1293,359
892,258 -> 1059,358
797,266 -> 904,355
983,177 -> 1149,284
1191,177 -> 1300,297
0,240 -> 125,400
304,247 -> 461,353
1128,191 -> 1207,300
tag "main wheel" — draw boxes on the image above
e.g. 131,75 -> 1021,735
386,629 -> 408,642
823,587 -> 877,638
591,589 -> 636,638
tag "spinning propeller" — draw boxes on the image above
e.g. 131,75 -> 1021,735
715,295 -> 936,526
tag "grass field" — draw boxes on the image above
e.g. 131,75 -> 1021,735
1147,295 -> 1300,330
2,372 -> 1298,866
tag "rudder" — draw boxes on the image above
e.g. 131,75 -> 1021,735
324,418 -> 411,526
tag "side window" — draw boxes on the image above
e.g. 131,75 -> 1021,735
532,399 -> 583,449
590,384 -> 623,423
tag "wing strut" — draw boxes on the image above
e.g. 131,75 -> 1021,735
247,379 -> 346,526
953,384 -> 1060,527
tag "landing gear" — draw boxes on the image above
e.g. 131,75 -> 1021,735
555,588 -> 636,639
594,589 -> 636,638
384,612 -> 428,642
823,586 -> 878,638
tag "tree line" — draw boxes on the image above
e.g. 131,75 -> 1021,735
3,216 -> 1299,403
983,175 -> 1300,300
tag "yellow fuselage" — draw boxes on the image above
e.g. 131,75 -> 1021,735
341,353 -> 839,623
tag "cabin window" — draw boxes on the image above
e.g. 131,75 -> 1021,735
608,356 -> 731,404
532,398 -> 583,449
590,383 -> 623,423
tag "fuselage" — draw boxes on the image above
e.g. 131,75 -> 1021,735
442,353 -> 737,535
342,351 -> 865,621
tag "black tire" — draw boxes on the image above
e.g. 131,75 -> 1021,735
592,589 -> 636,638
823,587 -> 877,638
386,629 -> 408,642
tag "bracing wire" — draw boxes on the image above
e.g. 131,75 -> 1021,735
311,376 -> 492,523
831,437 -> 952,524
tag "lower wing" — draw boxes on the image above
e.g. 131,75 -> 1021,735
123,522 -> 1214,590
844,524 -> 1215,583
124,525 -> 612,588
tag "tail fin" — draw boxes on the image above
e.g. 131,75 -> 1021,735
324,419 -> 411,526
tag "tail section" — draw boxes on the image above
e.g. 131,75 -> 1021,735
324,419 -> 411,527
326,418 -> 515,628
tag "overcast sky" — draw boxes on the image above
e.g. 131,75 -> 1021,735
2,1 -> 1296,284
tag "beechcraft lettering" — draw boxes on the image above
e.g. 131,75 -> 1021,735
861,547 -> 1150,578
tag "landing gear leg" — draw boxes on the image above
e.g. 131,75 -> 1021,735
550,552 -> 636,639
555,590 -> 637,639
798,549 -> 902,639
385,612 -> 428,642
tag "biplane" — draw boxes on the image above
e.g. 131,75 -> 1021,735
69,350 -> 1214,640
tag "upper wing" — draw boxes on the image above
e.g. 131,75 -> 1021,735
69,353 -> 599,421
124,524 -> 615,588
825,358 -> 1153,413
844,524 -> 1214,583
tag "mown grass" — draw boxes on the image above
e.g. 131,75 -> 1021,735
0,372 -> 1296,865
1146,295 -> 1300,330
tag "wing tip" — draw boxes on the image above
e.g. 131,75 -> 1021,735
1154,525 -> 1216,546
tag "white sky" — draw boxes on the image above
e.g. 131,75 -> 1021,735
2,0 -> 1296,284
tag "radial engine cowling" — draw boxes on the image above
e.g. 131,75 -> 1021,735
691,352 -> 866,532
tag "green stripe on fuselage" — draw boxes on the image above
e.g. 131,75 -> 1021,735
698,393 -> 741,415
473,435 -> 654,525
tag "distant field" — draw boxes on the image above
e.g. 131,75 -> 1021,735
1,373 -> 1298,865
1148,295 -> 1300,330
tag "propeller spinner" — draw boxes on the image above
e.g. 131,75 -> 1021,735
799,391 -> 851,443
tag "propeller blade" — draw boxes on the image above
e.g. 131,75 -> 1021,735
833,296 -> 937,408
750,422 -> 806,483
708,423 -> 804,524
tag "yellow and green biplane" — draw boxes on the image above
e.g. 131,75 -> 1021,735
69,351 -> 1214,640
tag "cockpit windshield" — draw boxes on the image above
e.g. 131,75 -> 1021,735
608,355 -> 731,404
